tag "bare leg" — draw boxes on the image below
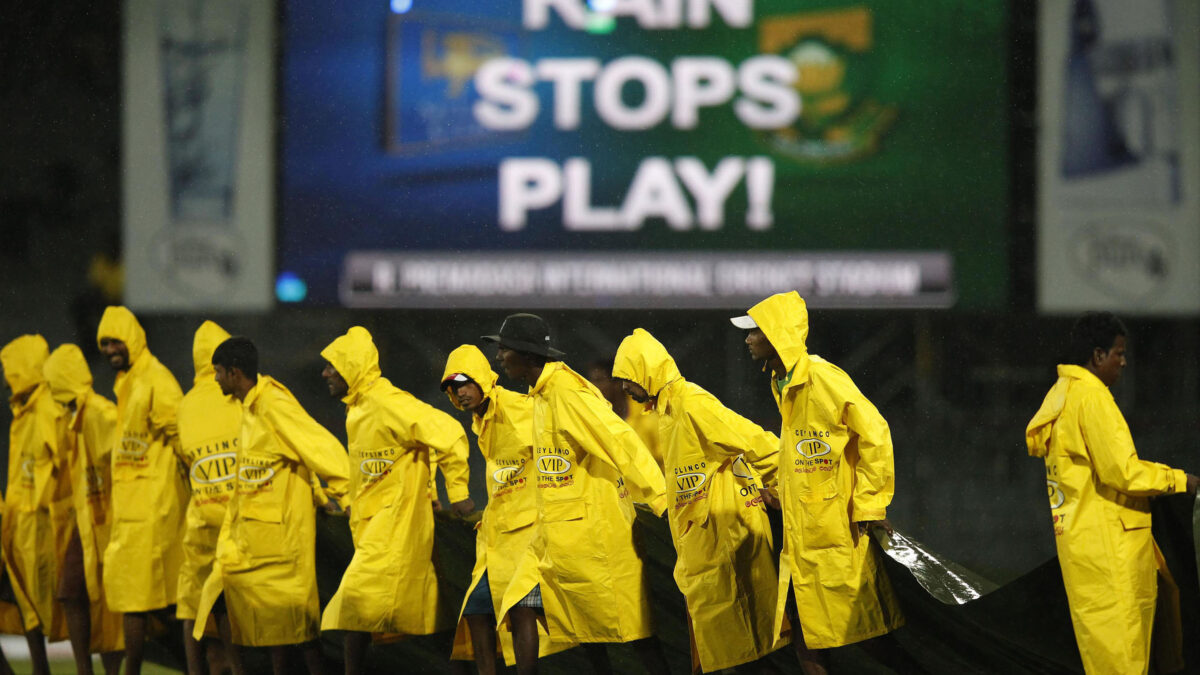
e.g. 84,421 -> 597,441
215,611 -> 246,675
270,646 -> 290,675
101,651 -> 125,675
581,644 -> 612,675
465,614 -> 497,675
205,637 -> 227,675
733,658 -> 782,675
300,639 -> 326,675
791,642 -> 828,675
23,627 -> 50,675
342,631 -> 370,675
183,619 -> 204,675
64,598 -> 96,675
123,612 -> 147,675
509,607 -> 539,675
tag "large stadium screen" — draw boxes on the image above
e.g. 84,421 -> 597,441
279,0 -> 1008,308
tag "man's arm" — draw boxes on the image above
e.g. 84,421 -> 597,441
841,390 -> 895,525
267,394 -> 351,504
689,394 -> 781,487
1082,392 -> 1190,496
414,409 -> 473,515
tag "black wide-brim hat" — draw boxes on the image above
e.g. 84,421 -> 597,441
481,313 -> 566,359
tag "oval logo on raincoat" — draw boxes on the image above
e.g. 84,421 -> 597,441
191,452 -> 238,484
119,436 -> 149,459
359,458 -> 394,477
731,456 -> 752,479
536,456 -> 572,475
493,466 -> 522,483
675,472 -> 707,493
796,438 -> 831,458
238,464 -> 276,484
1046,479 -> 1065,510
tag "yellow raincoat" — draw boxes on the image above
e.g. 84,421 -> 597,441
442,345 -> 573,663
527,360 -> 667,644
1026,364 -> 1188,675
1,335 -> 70,638
175,322 -> 241,621
625,399 -> 663,472
0,491 -> 23,634
319,326 -> 469,636
194,375 -> 350,646
96,306 -> 187,613
614,328 -> 785,672
746,291 -> 903,649
43,344 -> 125,652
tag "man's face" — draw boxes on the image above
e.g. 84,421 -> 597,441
587,367 -> 625,406
744,328 -> 777,362
99,337 -> 130,371
321,362 -> 349,398
1094,334 -> 1128,387
213,364 -> 236,396
497,346 -> 530,382
620,379 -> 651,404
450,381 -> 485,412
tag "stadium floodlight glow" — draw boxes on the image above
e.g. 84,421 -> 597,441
390,0 -> 413,14
587,0 -> 617,12
275,272 -> 308,303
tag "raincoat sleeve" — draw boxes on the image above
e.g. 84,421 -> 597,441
557,391 -> 667,515
149,379 -> 183,457
381,403 -> 472,504
264,396 -> 351,504
685,397 -> 780,485
842,391 -> 895,523
1080,392 -> 1187,496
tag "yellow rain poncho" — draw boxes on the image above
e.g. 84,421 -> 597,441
1026,364 -> 1188,675
1,335 -> 70,638
96,306 -> 187,613
43,344 -> 124,652
195,375 -> 350,646
442,345 -> 572,663
746,291 -> 903,649
527,360 -> 667,644
175,322 -> 240,621
319,326 -> 470,636
614,328 -> 785,672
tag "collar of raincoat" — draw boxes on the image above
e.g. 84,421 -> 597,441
441,344 -> 498,412
747,291 -> 811,389
320,326 -> 383,406
613,328 -> 682,400
2,334 -> 51,408
192,320 -> 232,387
1025,364 -> 1102,458
96,305 -> 148,366
43,343 -> 94,407
529,360 -> 604,401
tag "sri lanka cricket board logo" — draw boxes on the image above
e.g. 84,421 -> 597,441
759,7 -> 896,164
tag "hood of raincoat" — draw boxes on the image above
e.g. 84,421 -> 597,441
441,344 -> 498,410
1025,364 -> 1092,458
2,334 -> 50,397
746,291 -> 811,381
43,344 -> 93,406
192,320 -> 231,387
612,328 -> 681,397
96,306 -> 148,364
320,326 -> 382,404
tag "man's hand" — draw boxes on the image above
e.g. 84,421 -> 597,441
322,500 -> 346,516
1186,473 -> 1200,495
449,498 -> 476,518
857,518 -> 893,537
760,488 -> 781,511
431,499 -> 443,512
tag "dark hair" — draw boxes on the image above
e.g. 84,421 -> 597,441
1067,312 -> 1127,366
212,337 -> 259,379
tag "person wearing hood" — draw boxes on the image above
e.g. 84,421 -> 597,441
175,322 -> 245,675
585,357 -> 663,473
318,326 -> 472,674
192,336 -> 350,675
613,328 -> 786,674
96,305 -> 187,675
483,314 -> 670,674
442,344 -> 576,675
731,292 -> 906,674
1026,313 -> 1198,675
43,344 -> 125,675
1,334 -> 68,675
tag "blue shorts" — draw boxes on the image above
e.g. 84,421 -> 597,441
462,573 -> 543,615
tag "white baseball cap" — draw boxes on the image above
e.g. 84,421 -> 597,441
729,315 -> 757,329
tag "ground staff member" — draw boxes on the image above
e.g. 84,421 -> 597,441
175,322 -> 244,675
1,335 -> 68,675
484,314 -> 670,675
43,344 -> 125,674
193,337 -> 350,675
586,357 -> 663,472
1026,313 -> 1199,675
442,345 -> 575,675
318,326 -> 472,674
96,305 -> 188,675
732,292 -> 911,675
614,329 -> 786,674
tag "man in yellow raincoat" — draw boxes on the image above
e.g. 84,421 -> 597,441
1026,312 -> 1198,675
317,326 -> 472,674
614,328 -> 786,674
193,336 -> 349,675
96,305 -> 188,675
1,334 -> 68,674
176,321 -> 244,675
586,357 -> 663,472
442,344 -> 578,675
732,292 -> 906,674
483,314 -> 670,674
43,344 -> 125,674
